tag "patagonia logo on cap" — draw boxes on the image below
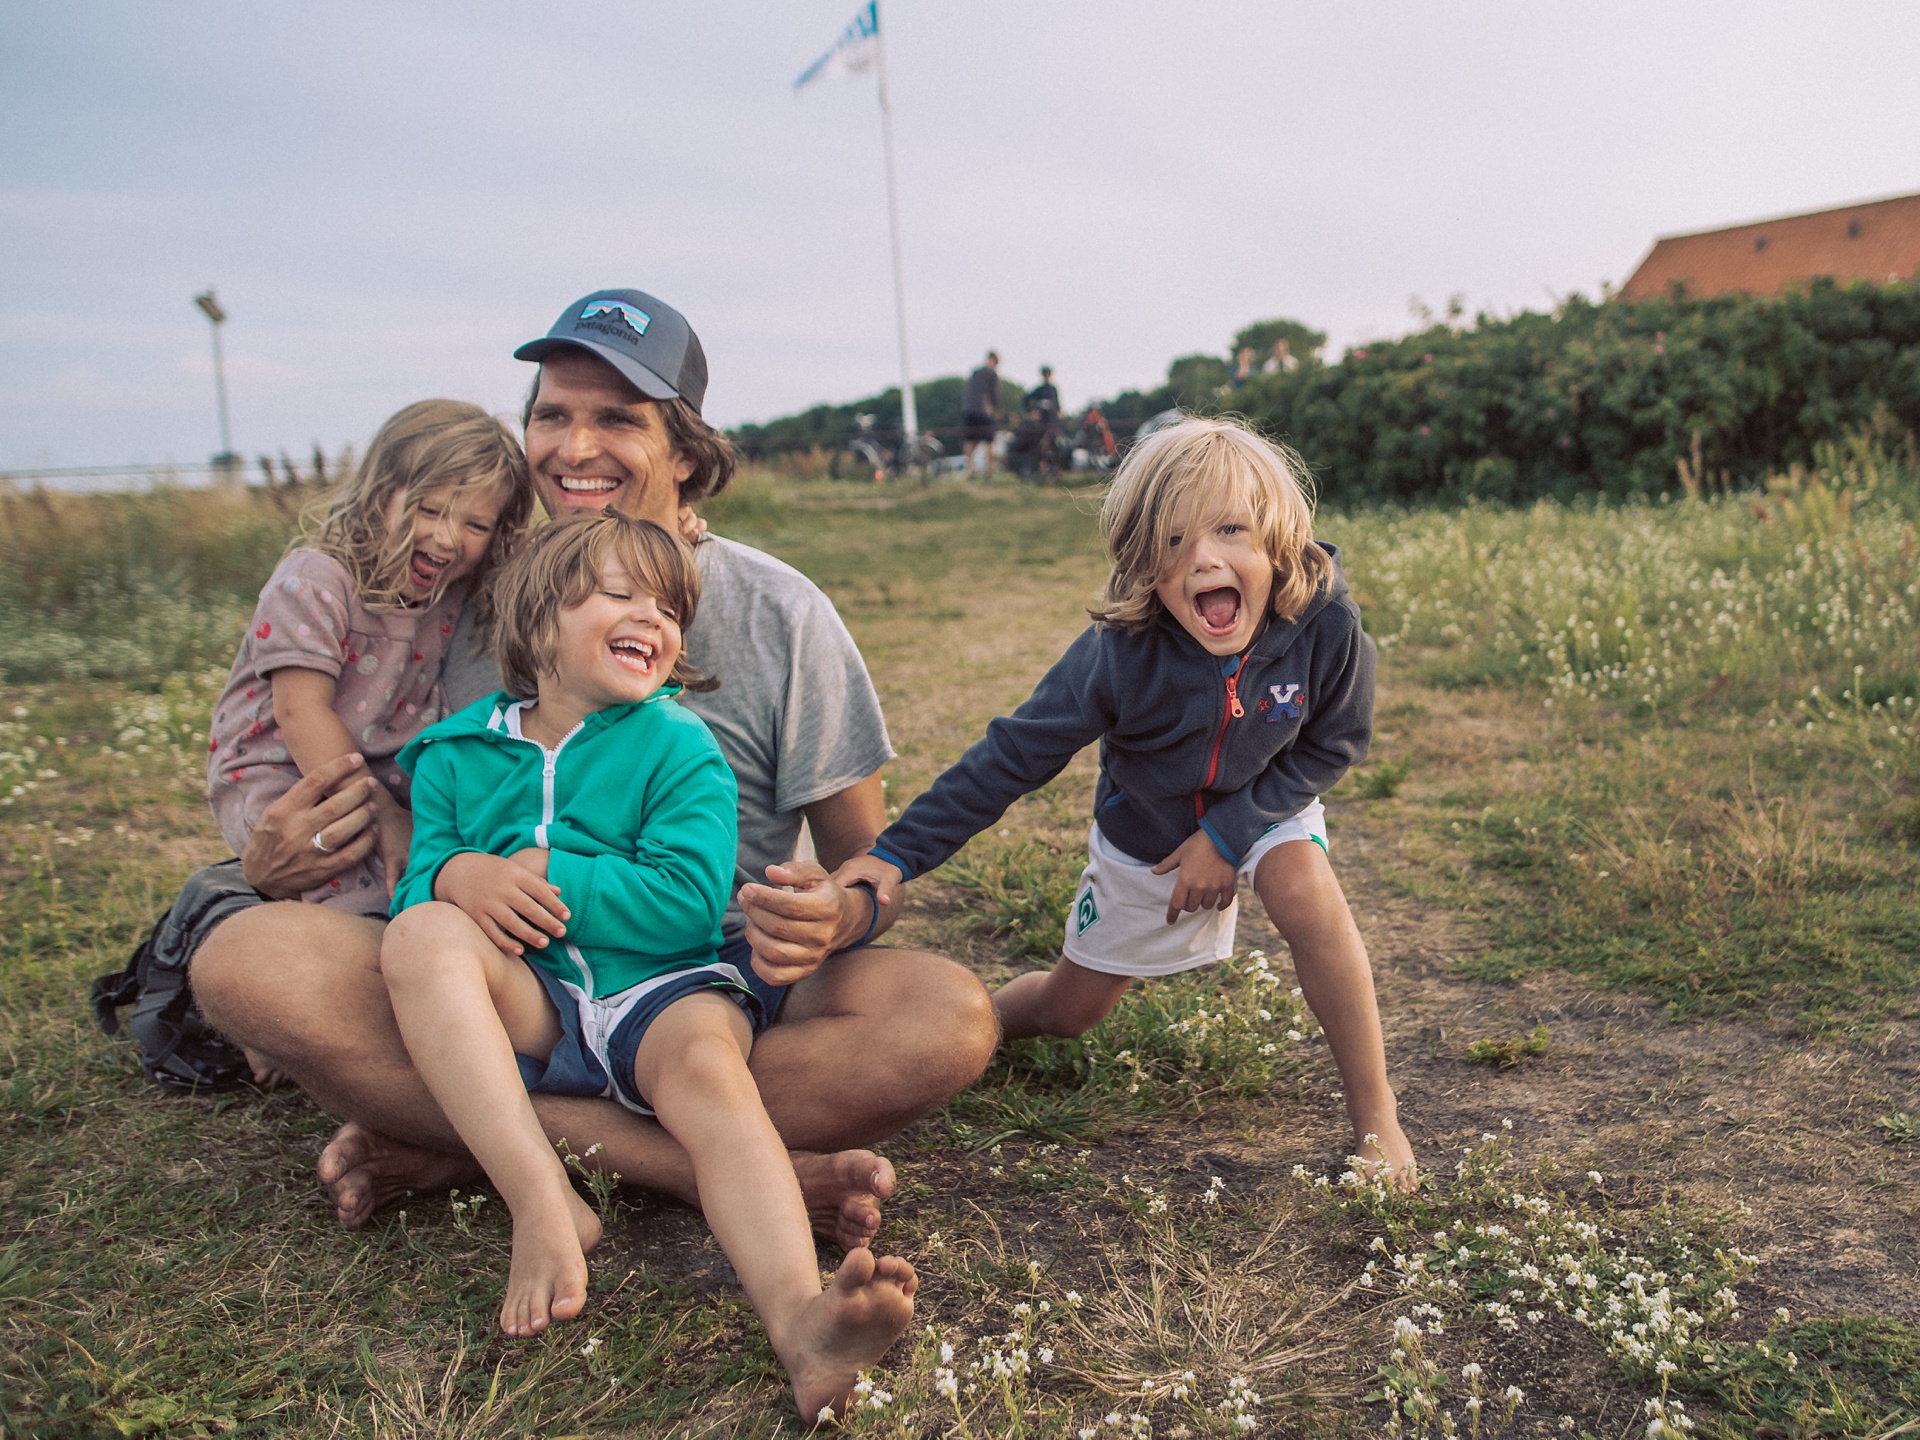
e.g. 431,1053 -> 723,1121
579,299 -> 651,337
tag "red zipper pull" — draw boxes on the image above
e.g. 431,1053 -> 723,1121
1225,670 -> 1244,718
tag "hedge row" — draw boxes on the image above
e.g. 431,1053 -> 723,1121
1218,281 -> 1920,503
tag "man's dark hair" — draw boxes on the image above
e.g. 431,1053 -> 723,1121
521,367 -> 736,505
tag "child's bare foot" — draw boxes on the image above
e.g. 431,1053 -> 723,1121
790,1150 -> 895,1251
500,1188 -> 602,1337
781,1247 -> 918,1425
318,1122 -> 483,1228
1353,1117 -> 1419,1192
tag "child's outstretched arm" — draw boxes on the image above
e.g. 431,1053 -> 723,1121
865,626 -> 1114,885
270,666 -> 413,893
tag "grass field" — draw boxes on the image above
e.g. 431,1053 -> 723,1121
2,459 -> 1918,1438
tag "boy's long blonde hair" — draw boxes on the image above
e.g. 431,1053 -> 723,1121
1092,414 -> 1332,633
488,512 -> 716,701
300,399 -> 532,612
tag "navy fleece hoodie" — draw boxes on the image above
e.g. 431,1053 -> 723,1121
869,542 -> 1373,877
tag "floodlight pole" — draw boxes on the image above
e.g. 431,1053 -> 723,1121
193,289 -> 235,466
872,5 -> 917,445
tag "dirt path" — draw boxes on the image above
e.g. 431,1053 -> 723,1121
1305,795 -> 1920,1329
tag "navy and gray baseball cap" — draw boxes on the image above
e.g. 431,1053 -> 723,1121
514,289 -> 710,416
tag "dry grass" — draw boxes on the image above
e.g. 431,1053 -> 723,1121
3,472 -> 1918,1437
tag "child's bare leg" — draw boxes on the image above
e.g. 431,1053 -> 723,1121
636,992 -> 917,1422
381,901 -> 602,1335
993,957 -> 1134,1040
1252,842 -> 1417,1189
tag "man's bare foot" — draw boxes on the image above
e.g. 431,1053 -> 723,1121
1353,1118 -> 1419,1193
790,1150 -> 895,1251
500,1188 -> 602,1337
242,1047 -> 289,1088
317,1121 -> 482,1228
779,1248 -> 918,1425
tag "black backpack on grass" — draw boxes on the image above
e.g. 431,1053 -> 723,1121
90,859 -> 260,1093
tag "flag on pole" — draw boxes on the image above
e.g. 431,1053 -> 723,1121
794,1 -> 879,91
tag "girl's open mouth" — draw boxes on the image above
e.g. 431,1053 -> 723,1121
408,550 -> 448,589
1195,587 -> 1242,635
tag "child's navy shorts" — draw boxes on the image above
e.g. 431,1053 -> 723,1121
513,934 -> 786,1117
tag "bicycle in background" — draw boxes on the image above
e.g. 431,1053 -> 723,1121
829,413 -> 944,481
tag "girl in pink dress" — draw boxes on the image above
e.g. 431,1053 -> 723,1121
207,399 -> 535,913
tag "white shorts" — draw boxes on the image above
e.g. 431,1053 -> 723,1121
1060,800 -> 1327,977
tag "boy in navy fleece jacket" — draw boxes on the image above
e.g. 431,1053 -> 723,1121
839,417 -> 1415,1186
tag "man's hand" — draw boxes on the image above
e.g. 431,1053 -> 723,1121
434,851 -> 569,957
1151,829 -> 1238,925
740,860 -> 867,987
831,853 -> 906,907
241,752 -> 383,898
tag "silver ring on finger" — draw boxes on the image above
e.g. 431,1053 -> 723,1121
311,831 -> 334,853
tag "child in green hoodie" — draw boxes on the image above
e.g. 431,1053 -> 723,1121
384,513 -> 917,1424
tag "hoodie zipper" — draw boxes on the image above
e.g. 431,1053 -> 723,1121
1193,652 -> 1248,822
501,704 -> 593,994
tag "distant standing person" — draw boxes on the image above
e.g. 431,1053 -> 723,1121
1026,365 -> 1060,420
962,351 -> 1001,478
1263,338 -> 1299,375
1230,346 -> 1257,390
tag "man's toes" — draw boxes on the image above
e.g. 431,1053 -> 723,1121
331,1172 -> 376,1229
317,1123 -> 374,1183
840,1196 -> 880,1247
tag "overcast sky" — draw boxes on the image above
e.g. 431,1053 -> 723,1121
5,1 -> 1918,470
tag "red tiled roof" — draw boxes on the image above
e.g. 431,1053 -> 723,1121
1619,192 -> 1920,301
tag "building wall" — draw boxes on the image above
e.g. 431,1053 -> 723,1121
1620,192 -> 1920,301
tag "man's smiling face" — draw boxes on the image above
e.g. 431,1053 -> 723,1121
524,349 -> 694,527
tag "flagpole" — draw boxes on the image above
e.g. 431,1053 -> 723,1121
871,2 -> 918,445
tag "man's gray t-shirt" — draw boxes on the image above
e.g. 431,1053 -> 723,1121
444,534 -> 894,939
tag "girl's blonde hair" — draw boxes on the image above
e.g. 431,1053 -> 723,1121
1092,414 -> 1332,633
489,512 -> 716,701
300,399 -> 533,612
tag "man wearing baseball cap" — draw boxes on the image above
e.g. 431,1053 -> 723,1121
188,288 -> 999,1253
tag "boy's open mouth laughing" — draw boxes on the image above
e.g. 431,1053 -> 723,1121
1194,586 -> 1243,638
609,636 -> 659,675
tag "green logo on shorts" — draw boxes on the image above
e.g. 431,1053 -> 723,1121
1074,886 -> 1100,935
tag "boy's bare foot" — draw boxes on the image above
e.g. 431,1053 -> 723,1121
791,1150 -> 895,1251
317,1121 -> 482,1228
500,1188 -> 602,1337
780,1247 -> 918,1426
242,1047 -> 289,1088
1353,1117 -> 1419,1192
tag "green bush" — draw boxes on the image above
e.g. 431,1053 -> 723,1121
1232,280 -> 1920,504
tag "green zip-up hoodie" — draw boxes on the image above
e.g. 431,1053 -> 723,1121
392,688 -> 737,998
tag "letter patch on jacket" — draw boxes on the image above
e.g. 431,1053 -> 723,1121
1264,682 -> 1305,720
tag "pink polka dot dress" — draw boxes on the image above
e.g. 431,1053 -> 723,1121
206,548 -> 467,914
